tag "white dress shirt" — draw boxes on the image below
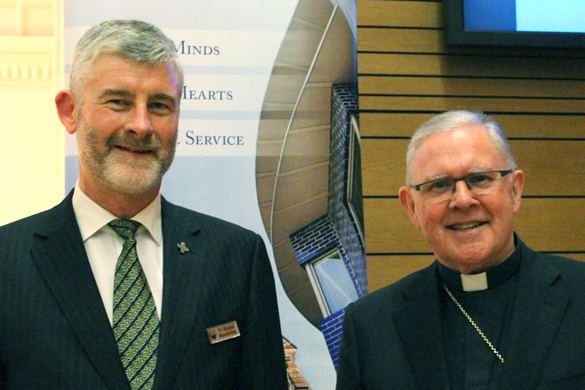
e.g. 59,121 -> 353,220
72,183 -> 164,325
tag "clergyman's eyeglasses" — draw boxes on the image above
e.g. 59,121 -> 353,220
410,170 -> 513,202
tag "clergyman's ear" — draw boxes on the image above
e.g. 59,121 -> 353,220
399,186 -> 421,230
510,169 -> 524,214
55,90 -> 78,135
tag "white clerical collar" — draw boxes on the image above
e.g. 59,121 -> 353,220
460,272 -> 488,291
72,181 -> 162,245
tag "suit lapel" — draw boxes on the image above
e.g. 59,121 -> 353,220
154,199 -> 207,390
502,243 -> 569,389
393,265 -> 451,390
30,194 -> 130,390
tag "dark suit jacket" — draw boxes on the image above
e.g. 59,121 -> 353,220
336,238 -> 585,390
0,192 -> 287,390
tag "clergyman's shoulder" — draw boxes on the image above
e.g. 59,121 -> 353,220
349,264 -> 435,314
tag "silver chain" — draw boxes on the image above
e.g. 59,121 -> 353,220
442,283 -> 505,364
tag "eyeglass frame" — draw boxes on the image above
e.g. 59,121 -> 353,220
410,169 -> 514,196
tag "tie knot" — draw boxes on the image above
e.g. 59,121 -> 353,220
108,219 -> 141,240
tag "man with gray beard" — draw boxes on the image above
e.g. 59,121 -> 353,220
0,19 -> 287,390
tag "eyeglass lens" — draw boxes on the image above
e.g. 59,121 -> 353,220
418,171 -> 510,201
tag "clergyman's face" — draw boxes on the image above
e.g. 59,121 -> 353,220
69,53 -> 181,197
398,124 -> 524,274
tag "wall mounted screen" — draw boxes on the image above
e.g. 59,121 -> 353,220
445,0 -> 585,49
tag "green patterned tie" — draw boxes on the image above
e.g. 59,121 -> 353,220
109,219 -> 160,390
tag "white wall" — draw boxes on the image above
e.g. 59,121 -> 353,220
0,0 -> 63,225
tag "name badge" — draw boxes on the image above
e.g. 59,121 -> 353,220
206,321 -> 240,344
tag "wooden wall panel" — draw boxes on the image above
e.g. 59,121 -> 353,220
357,0 -> 585,291
358,53 -> 585,79
368,251 -> 585,292
569,254 -> 585,262
359,28 -> 442,53
357,1 -> 441,28
367,255 -> 435,291
362,138 -> 408,196
363,139 -> 585,196
360,113 -> 585,138
360,96 -> 585,113
364,198 -> 429,254
360,28 -> 585,59
365,198 -> 585,253
360,76 -> 585,98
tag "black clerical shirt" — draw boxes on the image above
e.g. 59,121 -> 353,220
437,243 -> 523,390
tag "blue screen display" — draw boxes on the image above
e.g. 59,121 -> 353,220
464,0 -> 585,33
464,0 -> 516,31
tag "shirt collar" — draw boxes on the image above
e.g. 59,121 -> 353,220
72,181 -> 162,245
437,237 -> 522,292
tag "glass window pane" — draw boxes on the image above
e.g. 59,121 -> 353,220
313,254 -> 358,314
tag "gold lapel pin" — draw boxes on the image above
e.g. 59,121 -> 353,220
177,242 -> 190,254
